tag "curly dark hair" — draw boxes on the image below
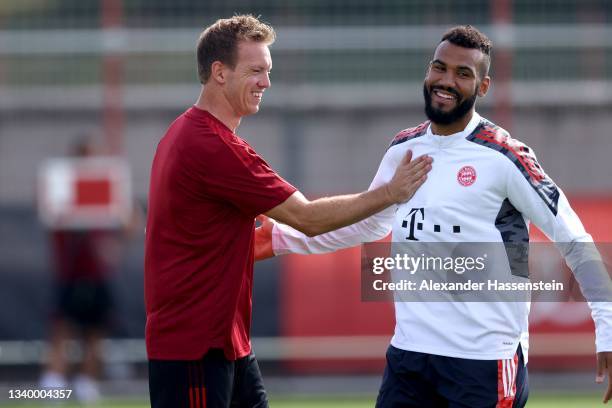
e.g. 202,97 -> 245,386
197,15 -> 275,84
440,25 -> 492,78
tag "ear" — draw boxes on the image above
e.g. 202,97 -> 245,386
477,76 -> 490,97
210,61 -> 228,85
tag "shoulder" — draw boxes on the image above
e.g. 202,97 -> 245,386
388,120 -> 430,149
163,113 -> 253,179
466,118 -> 546,183
176,113 -> 239,158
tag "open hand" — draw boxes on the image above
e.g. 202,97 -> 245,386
597,351 -> 612,403
385,150 -> 433,204
254,214 -> 275,261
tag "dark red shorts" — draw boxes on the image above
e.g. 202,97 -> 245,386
148,349 -> 268,408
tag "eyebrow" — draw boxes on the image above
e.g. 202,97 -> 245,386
250,64 -> 272,71
432,59 -> 476,75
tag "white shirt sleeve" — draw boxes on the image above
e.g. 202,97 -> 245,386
505,148 -> 612,353
272,147 -> 401,255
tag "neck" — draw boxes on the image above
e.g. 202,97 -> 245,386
194,85 -> 241,132
430,110 -> 474,136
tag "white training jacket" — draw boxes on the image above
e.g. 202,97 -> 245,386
272,112 -> 612,362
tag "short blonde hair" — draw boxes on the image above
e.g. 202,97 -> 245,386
197,15 -> 276,84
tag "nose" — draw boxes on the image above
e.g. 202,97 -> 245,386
258,72 -> 271,89
436,70 -> 455,89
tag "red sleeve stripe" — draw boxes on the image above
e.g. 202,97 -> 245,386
389,121 -> 430,148
472,127 -> 544,183
467,121 -> 559,216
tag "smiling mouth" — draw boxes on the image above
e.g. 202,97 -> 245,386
252,91 -> 263,99
432,87 -> 459,102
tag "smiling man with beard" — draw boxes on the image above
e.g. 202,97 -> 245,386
256,25 -> 612,407
422,27 -> 489,134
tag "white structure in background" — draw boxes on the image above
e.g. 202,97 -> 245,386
38,157 -> 132,229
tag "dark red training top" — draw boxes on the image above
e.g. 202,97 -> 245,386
145,106 -> 296,360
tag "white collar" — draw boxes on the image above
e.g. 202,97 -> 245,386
426,111 -> 482,141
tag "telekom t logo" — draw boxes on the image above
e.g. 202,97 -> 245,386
402,208 -> 424,241
401,207 -> 462,240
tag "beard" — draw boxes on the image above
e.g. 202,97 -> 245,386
423,83 -> 478,125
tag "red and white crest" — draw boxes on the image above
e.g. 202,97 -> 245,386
457,165 -> 477,187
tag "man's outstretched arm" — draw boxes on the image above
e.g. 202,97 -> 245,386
255,147 -> 424,260
266,151 -> 430,237
505,147 -> 612,403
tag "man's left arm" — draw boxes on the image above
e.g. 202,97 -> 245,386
504,146 -> 612,402
254,142 -> 413,259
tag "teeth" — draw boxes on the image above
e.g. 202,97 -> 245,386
252,92 -> 262,97
434,90 -> 455,100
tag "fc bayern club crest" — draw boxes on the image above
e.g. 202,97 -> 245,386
457,165 -> 477,186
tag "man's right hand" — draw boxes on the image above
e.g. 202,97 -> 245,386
384,150 -> 432,204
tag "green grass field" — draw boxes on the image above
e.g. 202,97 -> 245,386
0,393 -> 605,408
